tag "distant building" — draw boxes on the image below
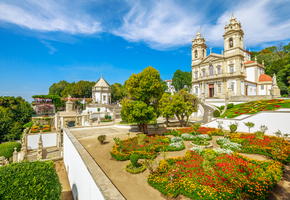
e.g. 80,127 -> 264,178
92,75 -> 111,104
165,79 -> 176,94
191,14 -> 279,99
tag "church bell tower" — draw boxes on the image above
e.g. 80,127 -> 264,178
223,13 -> 244,56
191,30 -> 207,64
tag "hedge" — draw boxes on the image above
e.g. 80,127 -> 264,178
0,160 -> 62,199
0,142 -> 21,158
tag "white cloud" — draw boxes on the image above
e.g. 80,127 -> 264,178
112,0 -> 201,50
0,0 -> 102,34
113,0 -> 290,50
41,41 -> 57,54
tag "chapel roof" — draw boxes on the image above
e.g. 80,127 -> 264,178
244,61 -> 255,64
94,75 -> 110,88
259,74 -> 272,82
166,79 -> 172,82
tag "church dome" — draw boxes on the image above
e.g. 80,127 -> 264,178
259,74 -> 272,82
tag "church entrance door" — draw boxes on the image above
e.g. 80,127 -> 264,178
209,84 -> 214,97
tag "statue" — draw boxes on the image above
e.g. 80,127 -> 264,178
273,73 -> 277,86
67,94 -> 72,103
92,93 -> 96,104
171,86 -> 174,95
75,113 -> 79,126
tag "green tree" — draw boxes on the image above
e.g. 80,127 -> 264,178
159,93 -> 174,124
121,100 -> 156,134
123,66 -> 164,134
49,80 -> 69,96
172,69 -> 192,91
111,83 -> 124,102
61,82 -> 76,97
173,89 -> 199,127
0,96 -> 33,142
71,81 -> 95,98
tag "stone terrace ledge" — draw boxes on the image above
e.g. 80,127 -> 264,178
64,128 -> 125,200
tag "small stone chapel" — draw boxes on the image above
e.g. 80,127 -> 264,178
92,75 -> 111,104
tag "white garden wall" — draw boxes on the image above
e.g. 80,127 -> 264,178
27,133 -> 57,150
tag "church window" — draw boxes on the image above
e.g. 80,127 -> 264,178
230,26 -> 232,29
203,70 -> 205,77
195,50 -> 198,58
103,96 -> 106,101
195,87 -> 198,94
203,49 -> 205,57
209,65 -> 214,76
229,38 -> 233,48
231,83 -> 234,91
217,68 -> 221,74
230,66 -> 234,73
261,85 -> 264,90
195,72 -> 198,79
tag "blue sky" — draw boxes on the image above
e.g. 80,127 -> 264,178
1,0 -> 290,102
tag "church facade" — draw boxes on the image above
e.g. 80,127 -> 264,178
92,75 -> 111,104
191,14 -> 276,99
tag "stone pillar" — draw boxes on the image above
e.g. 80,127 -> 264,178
89,111 -> 93,125
20,129 -> 27,161
57,128 -> 62,148
13,147 -> 18,163
100,91 -> 103,104
223,80 -> 227,95
236,79 -> 241,95
66,101 -> 73,112
75,112 -> 80,126
37,132 -> 43,160
97,112 -> 101,124
113,108 -> 116,122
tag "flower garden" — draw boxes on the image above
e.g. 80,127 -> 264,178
109,126 -> 290,200
219,99 -> 290,118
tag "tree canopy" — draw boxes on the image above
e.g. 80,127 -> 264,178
121,66 -> 164,134
0,96 -> 33,142
111,83 -> 125,102
172,69 -> 192,92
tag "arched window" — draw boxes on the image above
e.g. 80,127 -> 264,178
202,49 -> 205,58
209,65 -> 214,76
195,50 -> 198,58
229,38 -> 233,48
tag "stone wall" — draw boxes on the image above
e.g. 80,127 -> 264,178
230,95 -> 272,102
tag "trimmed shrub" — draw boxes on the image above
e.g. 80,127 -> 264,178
97,135 -> 106,144
202,149 -> 217,172
0,142 -> 21,158
220,106 -> 225,110
137,134 -> 146,145
130,154 -> 139,167
227,103 -> 234,109
255,131 -> 265,139
105,115 -> 109,120
0,160 -> 62,199
213,110 -> 220,117
229,122 -> 238,133
125,163 -> 146,174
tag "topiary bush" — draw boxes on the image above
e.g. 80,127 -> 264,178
254,131 -> 265,139
220,106 -> 225,110
137,134 -> 146,145
227,103 -> 234,109
229,122 -> 239,133
202,149 -> 217,172
213,110 -> 220,117
0,142 -> 21,158
97,135 -> 106,144
105,115 -> 109,120
130,154 -> 139,167
0,160 -> 62,199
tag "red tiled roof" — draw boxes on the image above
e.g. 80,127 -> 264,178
244,61 -> 254,64
259,74 -> 272,82
166,79 -> 172,82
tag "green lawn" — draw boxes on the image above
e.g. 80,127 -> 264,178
219,99 -> 290,118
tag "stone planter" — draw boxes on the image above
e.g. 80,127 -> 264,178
190,141 -> 213,149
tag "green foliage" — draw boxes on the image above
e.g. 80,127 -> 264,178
213,110 -> 220,117
202,149 -> 217,172
122,66 -> 164,134
104,114 -> 109,119
172,69 -> 192,91
97,135 -> 106,144
48,80 -> 69,96
111,83 -> 125,102
137,134 -> 146,145
0,160 -> 62,199
220,105 -> 225,110
229,122 -> 238,133
244,122 -> 255,133
0,142 -> 21,158
113,137 -> 120,145
254,131 -> 265,140
125,162 -> 146,174
227,103 -> 234,109
159,93 -> 174,122
130,154 -> 139,167
97,107 -> 100,112
0,96 -> 33,143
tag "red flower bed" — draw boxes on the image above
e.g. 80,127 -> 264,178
196,127 -> 218,134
